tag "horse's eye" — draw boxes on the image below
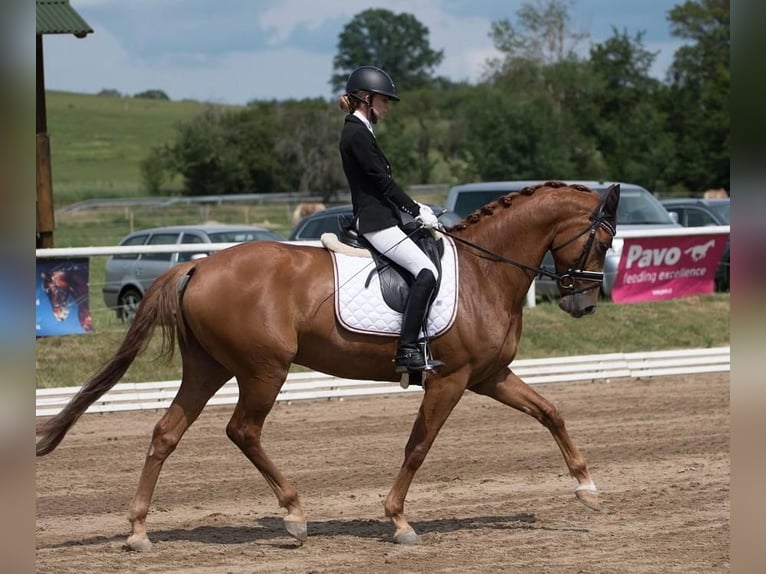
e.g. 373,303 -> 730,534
596,241 -> 610,255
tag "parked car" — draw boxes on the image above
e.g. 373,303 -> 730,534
103,224 -> 284,321
661,197 -> 730,291
445,180 -> 681,299
288,204 -> 462,241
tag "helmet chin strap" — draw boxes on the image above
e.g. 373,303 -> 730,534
365,95 -> 378,124
349,92 -> 378,123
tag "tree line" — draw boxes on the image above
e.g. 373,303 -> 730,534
140,0 -> 729,200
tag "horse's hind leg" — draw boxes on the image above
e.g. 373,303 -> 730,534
226,368 -> 307,543
472,368 -> 601,511
126,347 -> 232,552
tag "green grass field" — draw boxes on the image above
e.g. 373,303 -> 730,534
46,90 -> 241,203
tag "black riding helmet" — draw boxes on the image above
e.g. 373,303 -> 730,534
345,66 -> 400,101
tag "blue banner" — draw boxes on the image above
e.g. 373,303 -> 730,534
36,258 -> 93,336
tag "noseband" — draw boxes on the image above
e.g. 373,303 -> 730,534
442,204 -> 616,296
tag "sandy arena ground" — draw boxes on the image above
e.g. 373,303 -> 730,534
36,373 -> 729,573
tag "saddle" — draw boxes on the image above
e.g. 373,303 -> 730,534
337,214 -> 444,312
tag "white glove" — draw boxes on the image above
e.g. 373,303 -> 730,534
415,203 -> 442,229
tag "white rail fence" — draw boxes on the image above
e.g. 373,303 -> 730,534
35,225 -> 730,310
36,347 -> 730,418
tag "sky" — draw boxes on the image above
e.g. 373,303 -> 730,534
40,0 -> 685,105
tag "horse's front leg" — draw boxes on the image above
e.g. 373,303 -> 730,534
471,367 -> 601,511
384,377 -> 466,545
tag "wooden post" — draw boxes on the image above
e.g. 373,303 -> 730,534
36,133 -> 55,248
36,34 -> 55,248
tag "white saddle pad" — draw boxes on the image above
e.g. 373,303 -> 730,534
330,236 -> 459,337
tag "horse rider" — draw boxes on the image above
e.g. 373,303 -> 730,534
337,65 -> 443,374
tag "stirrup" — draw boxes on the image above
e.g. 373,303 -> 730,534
394,347 -> 444,374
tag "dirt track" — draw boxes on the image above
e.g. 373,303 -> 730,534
36,373 -> 729,573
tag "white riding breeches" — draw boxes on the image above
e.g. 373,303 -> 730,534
362,225 -> 438,280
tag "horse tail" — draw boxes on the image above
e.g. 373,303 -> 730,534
36,262 -> 197,456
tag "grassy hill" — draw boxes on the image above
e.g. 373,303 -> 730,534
45,90 -> 241,204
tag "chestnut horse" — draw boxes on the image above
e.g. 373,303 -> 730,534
37,181 -> 619,549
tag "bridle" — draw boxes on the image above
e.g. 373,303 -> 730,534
548,208 -> 617,295
440,202 -> 617,296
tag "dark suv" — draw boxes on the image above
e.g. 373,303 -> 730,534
288,204 -> 462,241
661,197 -> 730,291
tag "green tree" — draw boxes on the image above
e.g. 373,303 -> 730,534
139,146 -> 171,195
165,105 -> 298,196
482,0 -> 606,181
587,29 -> 674,190
133,89 -> 170,100
456,85 -> 581,181
486,0 -> 589,77
663,0 -> 730,192
273,100 -> 347,201
375,84 -> 483,186
331,8 -> 444,93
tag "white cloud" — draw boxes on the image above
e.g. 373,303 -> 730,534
254,0 -> 502,82
42,19 -> 335,103
43,1 -> 681,103
258,0 -> 351,44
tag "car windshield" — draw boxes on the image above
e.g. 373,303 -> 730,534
708,202 -> 730,224
452,191 -> 506,217
452,185 -> 676,225
596,188 -> 676,225
208,230 -> 281,242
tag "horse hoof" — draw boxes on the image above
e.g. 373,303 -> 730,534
575,484 -> 601,511
284,516 -> 308,543
126,534 -> 153,552
393,528 -> 420,545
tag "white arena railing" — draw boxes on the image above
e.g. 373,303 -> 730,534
35,347 -> 730,418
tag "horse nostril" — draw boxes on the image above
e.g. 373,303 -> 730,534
583,305 -> 596,316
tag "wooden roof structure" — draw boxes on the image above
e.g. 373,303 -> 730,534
36,1 -> 94,248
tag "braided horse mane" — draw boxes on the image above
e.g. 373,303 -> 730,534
450,180 -> 596,232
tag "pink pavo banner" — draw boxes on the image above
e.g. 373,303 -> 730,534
611,234 -> 728,303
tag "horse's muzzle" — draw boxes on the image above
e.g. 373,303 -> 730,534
558,295 -> 596,318
53,307 -> 70,321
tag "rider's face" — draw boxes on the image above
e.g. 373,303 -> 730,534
370,95 -> 391,121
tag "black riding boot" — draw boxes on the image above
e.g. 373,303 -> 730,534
395,269 -> 444,373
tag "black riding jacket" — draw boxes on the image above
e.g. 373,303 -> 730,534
339,114 -> 419,234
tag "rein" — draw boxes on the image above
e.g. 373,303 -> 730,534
439,210 -> 616,296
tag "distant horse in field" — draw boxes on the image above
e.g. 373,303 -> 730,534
37,181 -> 619,549
291,201 -> 325,225
39,264 -> 93,332
703,188 -> 728,199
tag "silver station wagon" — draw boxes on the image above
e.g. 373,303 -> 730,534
103,224 -> 283,321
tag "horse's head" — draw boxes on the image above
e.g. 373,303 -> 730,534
549,184 -> 620,318
41,270 -> 72,321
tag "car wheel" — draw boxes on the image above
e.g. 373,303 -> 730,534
118,288 -> 142,323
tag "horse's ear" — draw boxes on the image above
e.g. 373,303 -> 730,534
602,184 -> 620,229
